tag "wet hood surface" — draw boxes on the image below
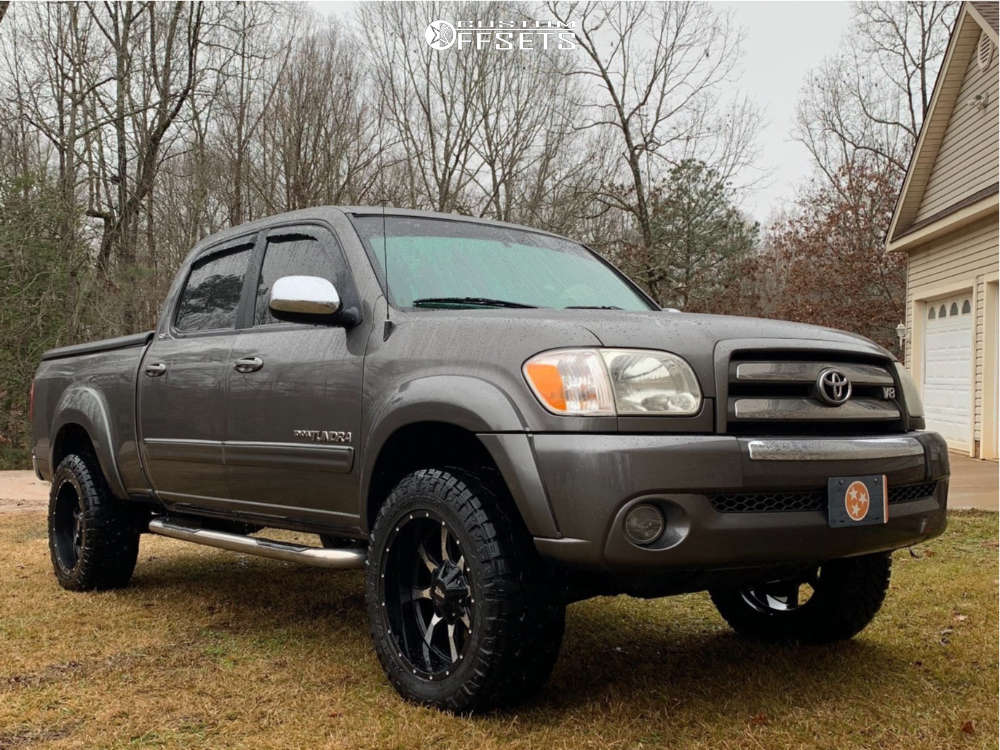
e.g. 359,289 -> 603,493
567,309 -> 882,351
403,307 -> 888,353
393,308 -> 893,401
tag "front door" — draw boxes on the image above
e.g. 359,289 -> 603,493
138,238 -> 256,506
225,224 -> 365,529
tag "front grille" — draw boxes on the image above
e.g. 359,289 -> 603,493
724,352 -> 904,435
888,481 -> 938,504
711,489 -> 824,513
710,481 -> 938,514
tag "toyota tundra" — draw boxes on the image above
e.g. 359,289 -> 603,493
31,206 -> 949,712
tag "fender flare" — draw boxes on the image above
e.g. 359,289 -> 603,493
360,375 -> 560,537
50,385 -> 129,500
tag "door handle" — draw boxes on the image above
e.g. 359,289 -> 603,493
144,362 -> 167,377
234,356 -> 264,373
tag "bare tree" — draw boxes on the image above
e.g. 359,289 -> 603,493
361,1 -> 488,212
471,43 -> 575,221
0,4 -> 106,237
256,22 -> 385,212
82,2 -> 206,273
546,1 -> 760,251
795,1 -> 957,185
209,2 -> 296,224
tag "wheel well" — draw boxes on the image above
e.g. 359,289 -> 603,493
52,423 -> 96,469
365,422 -> 507,531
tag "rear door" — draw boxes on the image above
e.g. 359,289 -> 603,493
138,238 -> 256,506
225,224 -> 365,528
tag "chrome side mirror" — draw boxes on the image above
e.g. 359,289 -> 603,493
269,275 -> 341,317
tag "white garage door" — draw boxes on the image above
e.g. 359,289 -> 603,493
923,294 -> 973,451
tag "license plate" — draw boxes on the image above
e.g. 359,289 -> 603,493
828,475 -> 888,527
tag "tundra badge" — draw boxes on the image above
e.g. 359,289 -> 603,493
293,429 -> 352,444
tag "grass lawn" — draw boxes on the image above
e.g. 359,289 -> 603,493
1,510 -> 997,749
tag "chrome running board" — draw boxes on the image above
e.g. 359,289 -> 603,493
147,518 -> 366,569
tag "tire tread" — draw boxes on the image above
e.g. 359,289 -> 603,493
710,553 -> 892,644
365,468 -> 564,712
48,452 -> 139,591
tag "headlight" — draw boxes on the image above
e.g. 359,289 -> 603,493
523,348 -> 702,416
601,349 -> 702,414
893,362 -> 924,418
522,349 -> 615,415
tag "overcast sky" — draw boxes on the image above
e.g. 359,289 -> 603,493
723,2 -> 852,223
313,1 -> 854,226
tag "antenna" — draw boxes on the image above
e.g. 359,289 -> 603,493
380,201 -> 394,341
377,124 -> 392,331
381,202 -> 390,323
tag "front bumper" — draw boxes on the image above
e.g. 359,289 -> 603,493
530,432 -> 949,571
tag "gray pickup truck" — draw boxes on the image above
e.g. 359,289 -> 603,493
31,206 -> 948,711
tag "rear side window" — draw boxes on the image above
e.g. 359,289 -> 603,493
174,244 -> 252,333
254,233 -> 344,325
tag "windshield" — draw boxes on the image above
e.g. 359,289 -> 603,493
351,215 -> 655,311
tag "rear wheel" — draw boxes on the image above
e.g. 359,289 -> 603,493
710,552 -> 891,644
365,468 -> 565,712
48,453 -> 140,591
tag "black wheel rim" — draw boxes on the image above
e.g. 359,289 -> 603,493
52,479 -> 84,571
740,569 -> 820,614
380,510 -> 475,679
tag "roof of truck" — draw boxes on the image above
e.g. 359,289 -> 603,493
339,206 -> 567,239
192,206 -> 571,256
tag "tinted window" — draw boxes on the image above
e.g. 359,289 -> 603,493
174,245 -> 252,332
352,216 -> 653,311
254,233 -> 341,325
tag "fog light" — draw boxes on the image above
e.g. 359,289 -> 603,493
624,503 -> 665,546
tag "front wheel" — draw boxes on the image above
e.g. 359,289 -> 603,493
710,552 -> 891,644
365,468 -> 565,712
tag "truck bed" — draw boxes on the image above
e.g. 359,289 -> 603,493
32,332 -> 155,498
41,331 -> 155,361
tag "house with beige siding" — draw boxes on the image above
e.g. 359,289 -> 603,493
887,2 -> 999,460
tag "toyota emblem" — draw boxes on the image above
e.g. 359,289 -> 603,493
816,367 -> 852,405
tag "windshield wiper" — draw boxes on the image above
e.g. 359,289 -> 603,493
411,297 -> 538,309
565,305 -> 622,310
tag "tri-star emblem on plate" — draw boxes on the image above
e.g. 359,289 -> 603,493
844,480 -> 871,521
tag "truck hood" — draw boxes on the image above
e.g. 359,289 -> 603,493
394,308 -> 894,401
416,308 -> 888,353
565,309 -> 884,351
570,310 -> 893,396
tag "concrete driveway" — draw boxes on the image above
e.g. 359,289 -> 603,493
948,454 -> 998,511
1,457 -> 996,512
0,470 -> 48,512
